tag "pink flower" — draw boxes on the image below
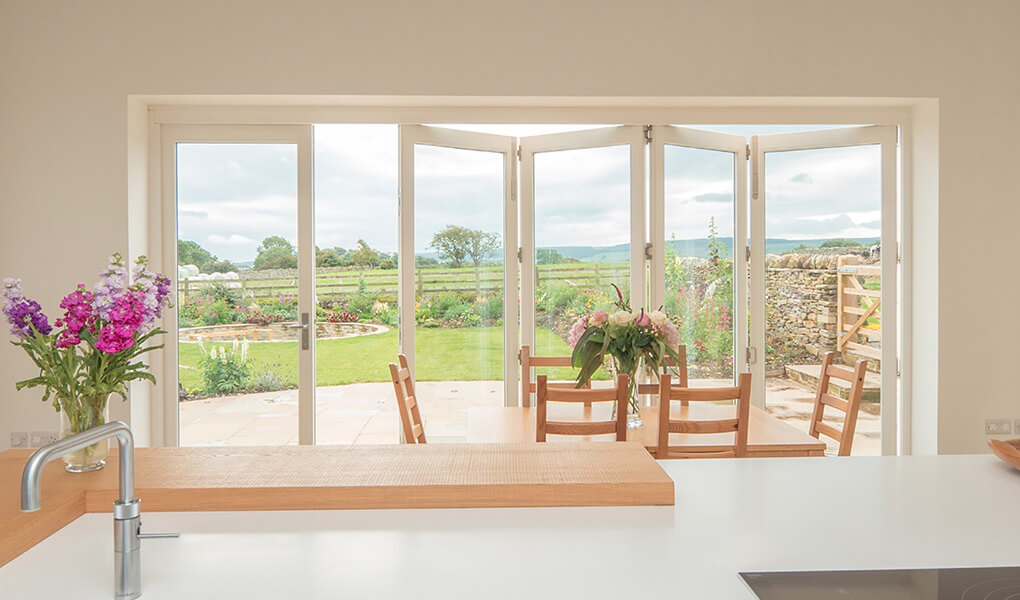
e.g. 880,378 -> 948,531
590,310 -> 608,326
635,311 -> 651,327
567,316 -> 589,348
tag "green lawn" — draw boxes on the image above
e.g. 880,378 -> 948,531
178,326 -> 590,393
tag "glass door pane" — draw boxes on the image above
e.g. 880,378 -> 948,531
175,142 -> 301,446
400,126 -> 514,441
313,125 -> 400,445
759,141 -> 885,455
519,126 -> 645,402
662,145 -> 737,386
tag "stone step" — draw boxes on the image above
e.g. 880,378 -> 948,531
785,364 -> 881,402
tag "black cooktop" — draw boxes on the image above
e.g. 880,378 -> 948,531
740,567 -> 1020,599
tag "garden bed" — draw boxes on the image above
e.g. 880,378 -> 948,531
180,321 -> 387,343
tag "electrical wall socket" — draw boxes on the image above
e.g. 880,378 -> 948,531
29,431 -> 58,447
986,419 -> 1013,435
10,431 -> 28,448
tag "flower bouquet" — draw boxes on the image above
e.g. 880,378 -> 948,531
2,254 -> 172,472
569,284 -> 681,426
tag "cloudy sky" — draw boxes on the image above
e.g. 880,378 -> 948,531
176,124 -> 881,264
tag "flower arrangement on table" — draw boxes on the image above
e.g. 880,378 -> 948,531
568,284 -> 682,425
2,253 -> 172,472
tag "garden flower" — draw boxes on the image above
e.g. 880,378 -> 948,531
568,316 -> 589,348
54,285 -> 97,348
608,310 -> 634,326
2,278 -> 52,338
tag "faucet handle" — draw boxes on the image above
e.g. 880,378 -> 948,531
137,531 -> 181,540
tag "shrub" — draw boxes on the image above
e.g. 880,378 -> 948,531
198,342 -> 250,395
202,281 -> 242,306
245,360 -> 290,392
200,299 -> 235,326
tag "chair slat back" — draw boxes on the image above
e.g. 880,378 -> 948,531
636,345 -> 689,404
388,354 -> 426,444
520,345 -> 590,408
656,373 -> 751,459
808,352 -> 867,456
536,375 -> 628,442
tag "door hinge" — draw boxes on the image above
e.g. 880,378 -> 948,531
745,144 -> 751,160
746,245 -> 751,261
643,125 -> 652,144
746,346 -> 757,365
644,242 -> 653,260
517,247 -> 522,263
516,146 -> 521,160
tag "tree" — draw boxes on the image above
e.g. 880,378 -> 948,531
253,236 -> 297,270
349,239 -> 381,267
178,239 -> 216,271
316,249 -> 344,268
820,238 -> 863,248
536,248 -> 565,265
466,230 -> 500,268
429,225 -> 471,268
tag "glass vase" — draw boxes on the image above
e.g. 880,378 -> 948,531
57,393 -> 111,473
609,356 -> 644,428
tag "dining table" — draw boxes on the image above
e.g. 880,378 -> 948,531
467,402 -> 827,457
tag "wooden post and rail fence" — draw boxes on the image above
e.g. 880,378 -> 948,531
178,263 -> 628,303
835,255 -> 881,363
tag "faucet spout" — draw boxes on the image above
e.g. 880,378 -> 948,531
18,421 -> 174,600
20,421 -> 135,512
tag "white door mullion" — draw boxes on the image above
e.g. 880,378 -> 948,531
295,125 -> 315,445
750,135 -> 766,408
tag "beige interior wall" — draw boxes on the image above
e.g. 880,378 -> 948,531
2,0 -> 1017,453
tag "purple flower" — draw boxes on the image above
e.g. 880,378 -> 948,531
55,285 -> 96,348
2,278 -> 52,338
93,253 -> 127,323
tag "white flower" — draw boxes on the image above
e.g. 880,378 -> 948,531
648,310 -> 667,327
608,310 -> 635,326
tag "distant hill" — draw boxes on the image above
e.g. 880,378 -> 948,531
544,237 -> 879,263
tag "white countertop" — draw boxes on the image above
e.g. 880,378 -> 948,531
2,455 -> 1018,599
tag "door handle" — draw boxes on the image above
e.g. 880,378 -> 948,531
287,313 -> 311,350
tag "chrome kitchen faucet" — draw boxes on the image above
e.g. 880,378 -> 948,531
21,421 -> 178,600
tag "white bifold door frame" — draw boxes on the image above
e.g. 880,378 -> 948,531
159,124 -> 316,445
518,126 -> 648,363
648,125 -> 750,382
397,125 -> 519,405
751,125 -> 899,455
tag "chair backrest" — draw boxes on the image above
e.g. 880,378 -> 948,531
656,373 -> 751,459
536,374 -> 628,442
388,354 -> 426,444
637,345 -> 688,401
808,352 -> 867,456
520,345 -> 590,408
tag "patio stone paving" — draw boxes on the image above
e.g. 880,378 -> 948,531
178,378 -> 881,455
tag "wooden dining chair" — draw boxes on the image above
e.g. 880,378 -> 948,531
637,345 -> 688,403
388,354 -> 426,444
808,352 -> 868,456
536,374 -> 629,442
656,373 -> 752,458
520,345 -> 590,408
